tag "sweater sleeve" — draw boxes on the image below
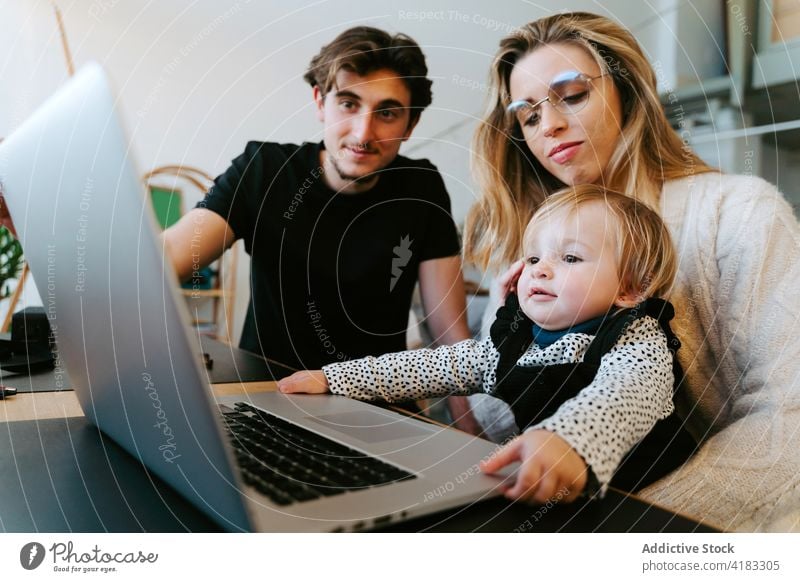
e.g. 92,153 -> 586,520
531,316 -> 675,490
321,338 -> 499,403
641,177 -> 800,531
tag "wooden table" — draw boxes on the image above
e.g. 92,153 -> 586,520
0,381 -> 278,422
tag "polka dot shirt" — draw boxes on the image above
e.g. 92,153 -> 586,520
322,316 -> 675,488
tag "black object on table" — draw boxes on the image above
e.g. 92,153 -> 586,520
0,308 -> 56,374
378,487 -> 717,532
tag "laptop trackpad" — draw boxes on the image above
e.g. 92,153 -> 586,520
306,410 -> 434,444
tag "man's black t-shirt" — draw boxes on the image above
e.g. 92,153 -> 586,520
199,141 -> 460,371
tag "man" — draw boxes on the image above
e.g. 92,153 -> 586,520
163,27 -> 470,371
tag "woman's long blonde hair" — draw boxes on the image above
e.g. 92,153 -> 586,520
463,12 -> 714,272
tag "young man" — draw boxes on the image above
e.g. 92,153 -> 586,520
163,27 -> 470,371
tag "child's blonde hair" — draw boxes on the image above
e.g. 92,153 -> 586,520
523,184 -> 677,301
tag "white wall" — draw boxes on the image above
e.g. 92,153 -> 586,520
636,0 -> 726,92
1,0 -> 711,339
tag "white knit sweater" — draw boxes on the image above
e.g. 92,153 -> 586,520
475,172 -> 800,532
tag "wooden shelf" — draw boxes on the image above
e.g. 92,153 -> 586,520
658,1 -> 758,110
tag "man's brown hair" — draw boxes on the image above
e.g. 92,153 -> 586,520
304,26 -> 433,126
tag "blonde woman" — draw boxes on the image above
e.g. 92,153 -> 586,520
458,12 -> 800,531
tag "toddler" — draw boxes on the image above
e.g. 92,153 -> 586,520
279,185 -> 693,503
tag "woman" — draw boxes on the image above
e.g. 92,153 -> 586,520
459,12 -> 800,532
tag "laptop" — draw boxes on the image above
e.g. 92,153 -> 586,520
0,63 -> 507,532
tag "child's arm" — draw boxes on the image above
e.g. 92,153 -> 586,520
278,338 -> 498,402
531,316 -> 675,492
480,429 -> 588,503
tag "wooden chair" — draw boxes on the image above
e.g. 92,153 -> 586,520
143,165 -> 238,344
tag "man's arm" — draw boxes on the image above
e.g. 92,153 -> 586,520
161,208 -> 236,282
417,255 -> 471,345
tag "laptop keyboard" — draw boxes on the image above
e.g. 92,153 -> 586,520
222,402 -> 416,506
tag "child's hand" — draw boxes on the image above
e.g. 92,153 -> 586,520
480,429 -> 588,504
496,259 -> 525,304
277,370 -> 330,394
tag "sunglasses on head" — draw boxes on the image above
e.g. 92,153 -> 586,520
506,70 -> 607,138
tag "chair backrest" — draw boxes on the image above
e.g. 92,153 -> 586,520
142,164 -> 215,192
148,186 -> 182,229
144,165 -> 214,228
